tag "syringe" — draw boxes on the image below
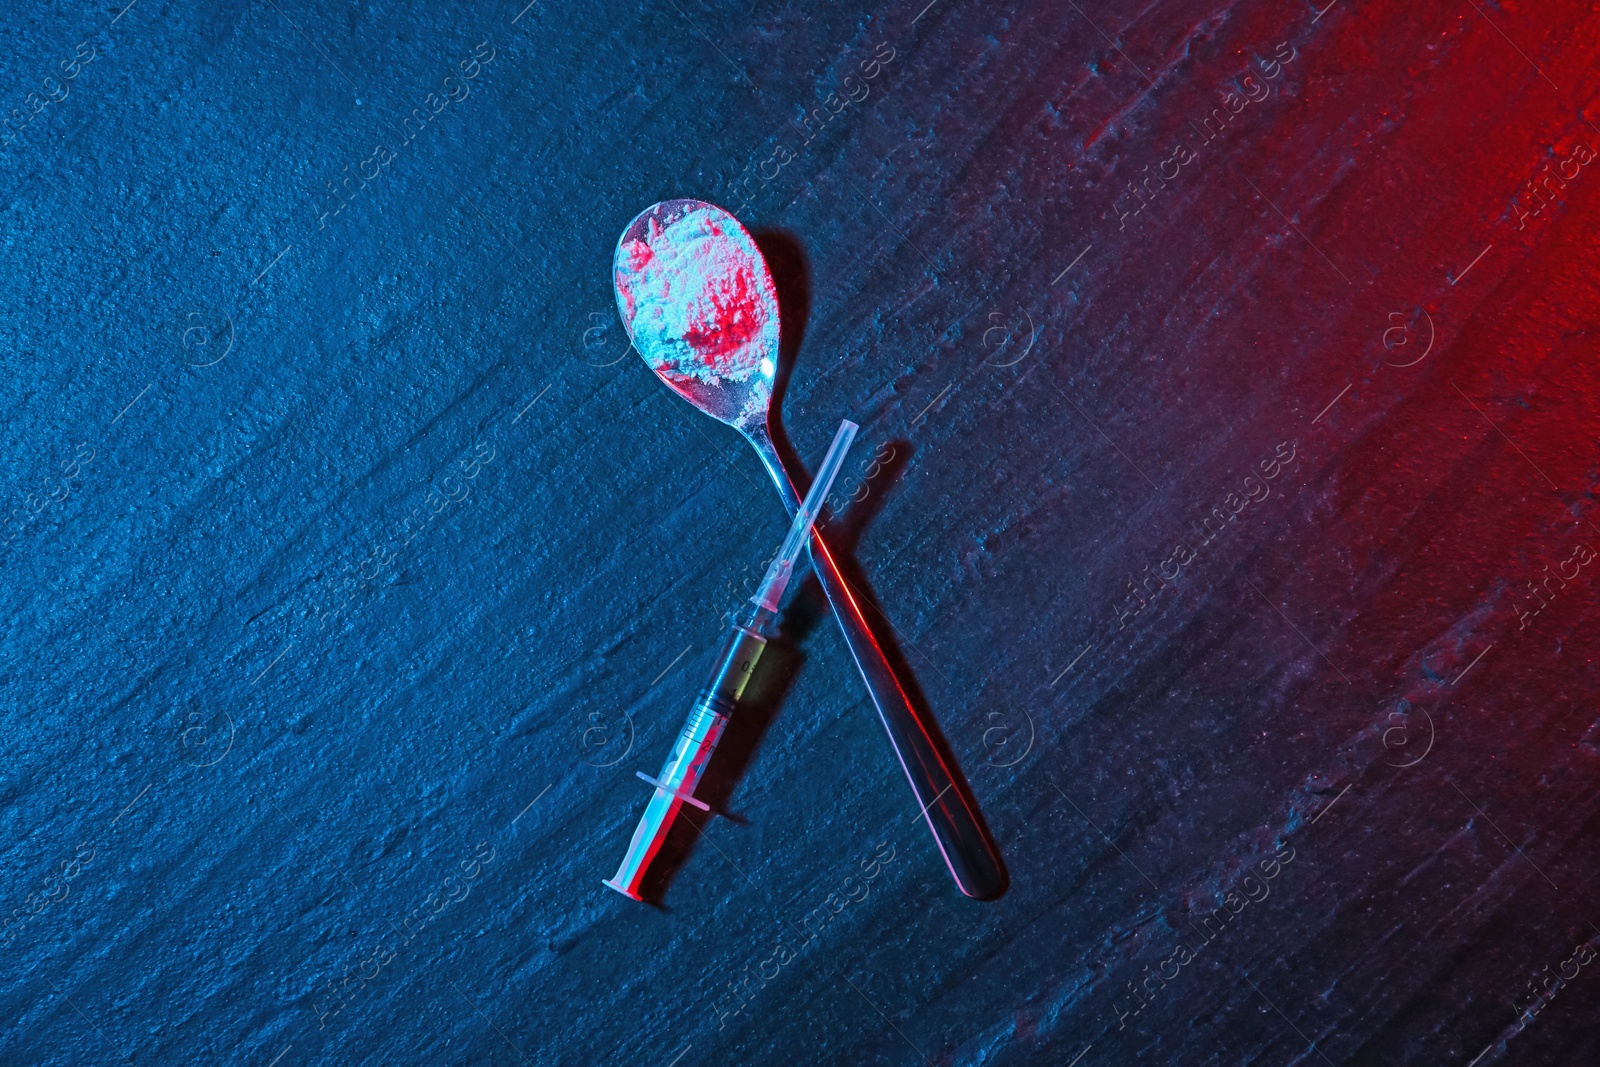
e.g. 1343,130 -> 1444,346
603,418 -> 859,901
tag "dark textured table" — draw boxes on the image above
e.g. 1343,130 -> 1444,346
4,0 -> 1599,1063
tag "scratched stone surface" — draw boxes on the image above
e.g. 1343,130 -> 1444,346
3,0 -> 1600,1064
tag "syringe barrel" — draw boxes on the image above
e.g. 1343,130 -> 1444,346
658,622 -> 765,799
603,624 -> 767,900
703,624 -> 767,709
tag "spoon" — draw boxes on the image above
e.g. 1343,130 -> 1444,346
612,198 -> 1005,900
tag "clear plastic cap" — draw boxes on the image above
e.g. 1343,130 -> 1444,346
750,419 -> 859,613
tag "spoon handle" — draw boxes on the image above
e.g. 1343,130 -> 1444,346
746,427 -> 1006,900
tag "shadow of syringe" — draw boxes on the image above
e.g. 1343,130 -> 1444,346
603,418 -> 859,901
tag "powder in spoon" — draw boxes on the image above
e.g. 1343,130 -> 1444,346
614,205 -> 775,386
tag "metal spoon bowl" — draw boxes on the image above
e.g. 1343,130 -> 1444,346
612,199 -> 776,431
